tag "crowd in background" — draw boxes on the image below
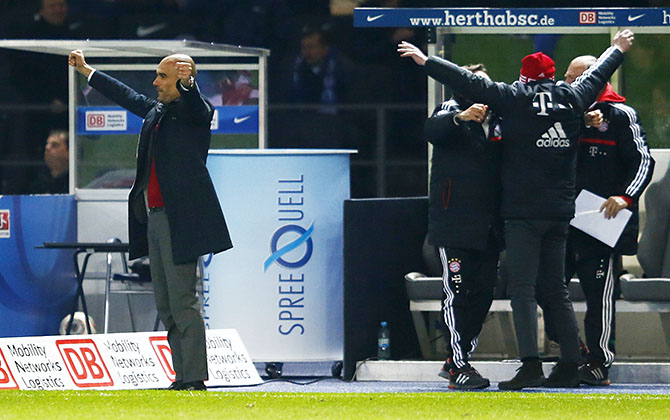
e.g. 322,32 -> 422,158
0,0 -> 666,196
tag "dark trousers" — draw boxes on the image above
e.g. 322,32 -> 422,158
566,253 -> 617,367
504,219 -> 581,363
147,208 -> 207,382
438,245 -> 498,369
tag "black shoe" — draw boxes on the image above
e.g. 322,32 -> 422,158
166,380 -> 183,390
445,365 -> 490,390
544,361 -> 580,388
579,362 -> 610,386
180,381 -> 207,391
437,357 -> 453,381
579,339 -> 590,364
498,359 -> 545,391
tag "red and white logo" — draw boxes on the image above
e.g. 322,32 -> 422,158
0,348 -> 19,390
87,113 -> 106,128
85,110 -> 127,131
579,11 -> 597,24
150,336 -> 175,381
56,339 -> 114,388
0,210 -> 9,238
448,258 -> 461,273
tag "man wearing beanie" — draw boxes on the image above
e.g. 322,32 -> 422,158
398,29 -> 634,390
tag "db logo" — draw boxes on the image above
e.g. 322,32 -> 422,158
0,348 -> 19,389
87,113 -> 106,128
150,336 -> 175,381
579,11 -> 596,24
56,339 -> 113,387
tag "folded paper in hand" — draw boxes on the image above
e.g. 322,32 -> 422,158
569,190 -> 632,248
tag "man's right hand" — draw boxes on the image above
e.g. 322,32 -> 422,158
612,29 -> 634,53
68,49 -> 94,78
584,109 -> 604,128
457,104 -> 488,123
397,41 -> 427,66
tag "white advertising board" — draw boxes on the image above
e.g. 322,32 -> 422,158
0,329 -> 261,390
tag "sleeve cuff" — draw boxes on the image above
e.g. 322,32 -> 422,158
619,195 -> 633,207
87,69 -> 96,82
179,76 -> 194,91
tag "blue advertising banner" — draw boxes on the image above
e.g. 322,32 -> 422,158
0,195 -> 77,337
354,7 -> 670,28
203,150 -> 353,361
76,105 -> 259,136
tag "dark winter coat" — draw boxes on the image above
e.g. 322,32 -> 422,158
89,71 -> 233,264
424,98 -> 503,251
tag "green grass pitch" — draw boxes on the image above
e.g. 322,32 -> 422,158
1,390 -> 669,419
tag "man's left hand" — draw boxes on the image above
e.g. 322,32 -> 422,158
176,61 -> 193,87
600,196 -> 629,219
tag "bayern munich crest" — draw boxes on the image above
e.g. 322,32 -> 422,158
448,259 -> 461,273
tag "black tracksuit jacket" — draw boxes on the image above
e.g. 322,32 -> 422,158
570,84 -> 655,256
424,46 -> 625,221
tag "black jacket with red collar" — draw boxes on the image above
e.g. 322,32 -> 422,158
570,83 -> 655,256
424,98 -> 503,251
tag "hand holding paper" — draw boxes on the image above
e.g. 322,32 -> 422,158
570,190 -> 632,248
600,196 -> 630,219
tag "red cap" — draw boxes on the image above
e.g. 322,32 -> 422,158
519,52 -> 555,83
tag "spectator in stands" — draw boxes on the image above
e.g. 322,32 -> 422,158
28,130 -> 70,194
0,0 -> 87,176
273,23 -> 358,148
399,29 -> 635,390
543,55 -> 654,387
290,24 -> 356,108
198,0 -> 291,50
424,64 -> 503,390
2,0 -> 87,39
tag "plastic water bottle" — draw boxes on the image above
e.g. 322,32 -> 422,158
377,321 -> 390,360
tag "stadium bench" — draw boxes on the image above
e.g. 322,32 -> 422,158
405,272 -> 670,360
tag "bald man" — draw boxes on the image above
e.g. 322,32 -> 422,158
544,53 -> 654,386
69,50 -> 232,391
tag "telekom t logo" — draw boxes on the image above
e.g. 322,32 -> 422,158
150,336 -> 175,381
0,348 -> 19,390
533,92 -> 554,116
56,339 -> 114,388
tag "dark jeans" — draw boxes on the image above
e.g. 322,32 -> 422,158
504,219 -> 581,363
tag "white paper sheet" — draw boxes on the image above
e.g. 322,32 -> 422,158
569,190 -> 632,248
